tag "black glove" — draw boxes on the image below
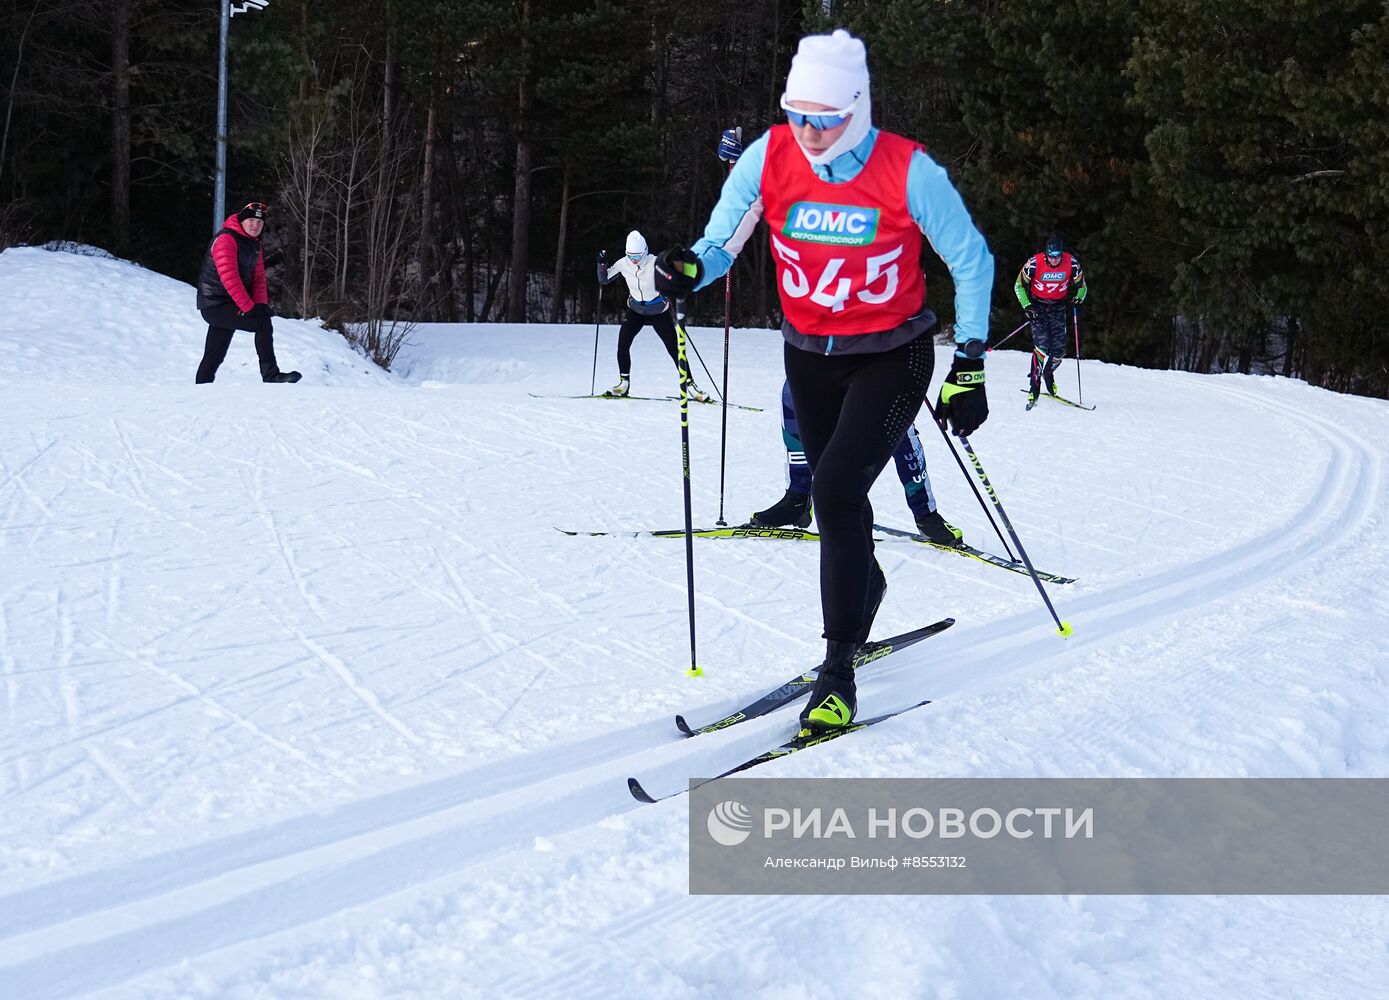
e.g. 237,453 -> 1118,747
654,246 -> 703,297
1024,305 -> 1038,323
718,127 -> 744,164
596,250 -> 607,283
935,357 -> 988,438
250,303 -> 270,316
598,249 -> 607,263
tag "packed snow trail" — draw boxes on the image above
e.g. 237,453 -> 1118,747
1,246 -> 1385,998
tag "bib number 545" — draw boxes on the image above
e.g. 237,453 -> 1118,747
772,235 -> 902,313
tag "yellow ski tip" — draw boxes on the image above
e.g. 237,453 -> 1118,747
1057,621 -> 1074,638
686,665 -> 705,678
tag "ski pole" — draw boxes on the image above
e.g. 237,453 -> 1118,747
715,138 -> 738,525
683,329 -> 725,402
958,435 -> 1072,638
1073,306 -> 1084,406
675,320 -> 703,677
715,247 -> 733,524
924,398 -> 1017,561
590,268 -> 603,396
987,320 -> 1030,354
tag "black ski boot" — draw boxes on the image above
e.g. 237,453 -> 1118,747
749,488 -> 812,528
800,640 -> 859,732
264,371 -> 302,383
915,510 -> 964,547
855,561 -> 887,646
1043,364 -> 1058,397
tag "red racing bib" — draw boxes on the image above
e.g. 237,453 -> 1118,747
1028,252 -> 1073,301
760,126 -> 927,337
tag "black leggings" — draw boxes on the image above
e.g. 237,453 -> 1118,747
784,332 -> 936,642
1030,306 -> 1069,366
196,304 -> 280,383
616,307 -> 681,377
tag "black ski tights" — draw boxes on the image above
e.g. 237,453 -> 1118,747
784,332 -> 935,642
615,307 -> 681,378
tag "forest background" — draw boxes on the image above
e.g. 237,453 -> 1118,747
3,0 -> 1385,395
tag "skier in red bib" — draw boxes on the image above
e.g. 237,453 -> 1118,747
654,29 -> 994,732
1016,235 -> 1087,402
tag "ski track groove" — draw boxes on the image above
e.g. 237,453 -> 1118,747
436,551 -> 514,658
80,624 -> 355,786
0,600 -> 17,725
84,746 -> 145,809
248,462 -> 326,621
68,438 -> 200,531
0,687 -> 195,771
54,589 -> 79,736
102,525 -> 122,628
291,632 -> 425,750
479,545 -> 582,620
0,755 -> 85,811
372,409 -> 518,463
0,375 -> 1380,997
0,437 -> 59,505
108,418 -> 154,504
335,529 -> 463,615
859,380 -> 1380,704
491,657 -> 557,730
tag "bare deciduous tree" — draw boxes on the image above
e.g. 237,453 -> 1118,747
276,91 -> 332,315
354,116 -> 418,370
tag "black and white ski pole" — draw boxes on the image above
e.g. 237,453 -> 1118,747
924,398 -> 1017,561
675,318 -> 704,677
1073,306 -> 1084,406
958,435 -> 1072,638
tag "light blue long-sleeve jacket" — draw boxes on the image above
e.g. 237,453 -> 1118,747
690,127 -> 994,357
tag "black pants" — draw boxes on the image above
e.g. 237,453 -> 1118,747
784,331 -> 936,643
616,307 -> 681,377
1030,305 -> 1069,386
196,304 -> 280,383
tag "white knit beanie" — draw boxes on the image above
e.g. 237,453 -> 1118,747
625,230 -> 648,257
782,29 -> 873,166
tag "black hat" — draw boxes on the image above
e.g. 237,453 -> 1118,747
237,201 -> 269,222
1045,234 -> 1064,256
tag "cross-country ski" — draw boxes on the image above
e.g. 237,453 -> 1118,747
673,618 -> 955,737
1020,388 -> 1097,411
629,700 -> 934,804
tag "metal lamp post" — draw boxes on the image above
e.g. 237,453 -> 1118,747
213,0 -> 270,230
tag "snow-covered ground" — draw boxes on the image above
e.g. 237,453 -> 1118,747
1,244 -> 1386,999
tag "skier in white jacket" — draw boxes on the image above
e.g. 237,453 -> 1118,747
597,230 -> 708,400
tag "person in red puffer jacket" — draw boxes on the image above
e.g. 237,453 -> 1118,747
194,201 -> 301,384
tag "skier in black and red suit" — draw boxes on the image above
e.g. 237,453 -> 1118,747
1015,234 -> 1087,402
